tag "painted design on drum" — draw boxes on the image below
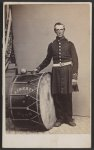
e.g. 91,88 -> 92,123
14,87 -> 33,94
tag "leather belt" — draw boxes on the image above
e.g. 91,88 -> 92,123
53,61 -> 72,67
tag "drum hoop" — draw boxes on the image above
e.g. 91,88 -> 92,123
36,72 -> 47,115
36,72 -> 52,125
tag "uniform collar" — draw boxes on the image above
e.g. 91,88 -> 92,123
56,36 -> 66,41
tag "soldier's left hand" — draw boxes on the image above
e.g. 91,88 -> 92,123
72,79 -> 77,86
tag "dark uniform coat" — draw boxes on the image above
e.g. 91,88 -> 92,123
37,36 -> 78,94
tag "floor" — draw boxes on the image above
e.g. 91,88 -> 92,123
6,116 -> 90,134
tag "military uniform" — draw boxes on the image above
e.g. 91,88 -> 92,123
37,36 -> 78,122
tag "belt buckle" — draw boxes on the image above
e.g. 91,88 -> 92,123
62,63 -> 64,66
60,62 -> 62,67
60,62 -> 64,66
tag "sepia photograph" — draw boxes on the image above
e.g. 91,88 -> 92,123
2,2 -> 91,148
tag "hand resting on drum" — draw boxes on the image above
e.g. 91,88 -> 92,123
32,68 -> 40,75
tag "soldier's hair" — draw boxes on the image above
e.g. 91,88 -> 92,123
54,22 -> 65,32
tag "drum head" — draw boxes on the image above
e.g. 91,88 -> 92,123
38,73 -> 56,129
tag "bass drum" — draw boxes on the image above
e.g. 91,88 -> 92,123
10,72 -> 56,130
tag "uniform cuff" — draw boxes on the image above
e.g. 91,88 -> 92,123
72,79 -> 77,82
72,73 -> 78,80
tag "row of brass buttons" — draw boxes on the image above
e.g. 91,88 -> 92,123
58,41 -> 62,62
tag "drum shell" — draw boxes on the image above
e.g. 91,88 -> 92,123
9,72 -> 56,129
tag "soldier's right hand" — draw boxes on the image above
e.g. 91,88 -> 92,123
32,68 -> 39,75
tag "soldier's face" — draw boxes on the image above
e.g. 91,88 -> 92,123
55,25 -> 65,37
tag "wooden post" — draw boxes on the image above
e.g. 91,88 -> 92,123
5,9 -> 12,53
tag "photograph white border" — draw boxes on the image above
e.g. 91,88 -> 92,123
2,2 -> 92,148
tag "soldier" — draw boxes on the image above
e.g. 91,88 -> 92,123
33,22 -> 79,127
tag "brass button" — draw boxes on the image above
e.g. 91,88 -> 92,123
59,52 -> 61,54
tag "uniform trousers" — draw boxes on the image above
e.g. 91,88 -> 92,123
53,94 -> 73,122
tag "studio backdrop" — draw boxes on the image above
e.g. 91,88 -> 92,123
11,3 -> 91,116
